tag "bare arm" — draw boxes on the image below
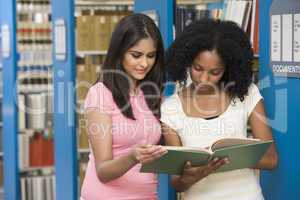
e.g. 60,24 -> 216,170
86,108 -> 167,183
249,100 -> 279,170
162,123 -> 228,192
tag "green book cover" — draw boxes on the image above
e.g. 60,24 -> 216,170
140,138 -> 273,175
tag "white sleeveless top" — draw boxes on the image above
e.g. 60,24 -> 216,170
161,83 -> 265,200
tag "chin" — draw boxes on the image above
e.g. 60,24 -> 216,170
133,74 -> 147,80
195,85 -> 216,94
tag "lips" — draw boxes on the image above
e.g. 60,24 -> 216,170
135,69 -> 146,74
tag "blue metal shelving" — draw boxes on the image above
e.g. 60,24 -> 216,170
51,0 -> 78,199
260,0 -> 300,199
2,0 -> 298,200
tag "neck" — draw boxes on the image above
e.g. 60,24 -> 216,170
129,79 -> 138,94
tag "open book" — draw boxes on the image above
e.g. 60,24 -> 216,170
140,138 -> 273,175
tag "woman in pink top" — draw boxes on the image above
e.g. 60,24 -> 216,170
80,13 -> 167,200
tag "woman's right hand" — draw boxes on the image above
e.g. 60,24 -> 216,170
180,157 -> 229,186
130,144 -> 168,164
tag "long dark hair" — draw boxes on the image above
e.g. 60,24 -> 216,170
98,13 -> 165,119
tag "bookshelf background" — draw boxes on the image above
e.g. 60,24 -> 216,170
15,0 -> 135,199
16,0 -> 55,199
0,0 -> 262,199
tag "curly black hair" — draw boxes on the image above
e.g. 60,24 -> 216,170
166,18 -> 254,101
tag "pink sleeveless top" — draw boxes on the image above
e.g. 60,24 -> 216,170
80,82 -> 161,200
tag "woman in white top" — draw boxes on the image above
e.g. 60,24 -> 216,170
161,19 -> 278,200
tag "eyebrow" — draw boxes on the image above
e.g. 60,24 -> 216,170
128,50 -> 156,54
193,63 -> 223,71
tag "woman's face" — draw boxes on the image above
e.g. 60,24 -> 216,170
190,50 -> 225,93
122,38 -> 157,83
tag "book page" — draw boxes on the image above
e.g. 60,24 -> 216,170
164,146 -> 212,154
211,138 -> 261,151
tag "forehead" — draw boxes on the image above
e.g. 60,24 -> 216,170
193,50 -> 223,69
129,38 -> 156,52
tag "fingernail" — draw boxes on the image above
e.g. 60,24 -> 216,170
213,157 -> 219,162
224,158 -> 230,164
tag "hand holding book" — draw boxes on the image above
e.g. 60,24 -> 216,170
179,157 -> 230,186
130,144 -> 168,164
140,138 -> 273,175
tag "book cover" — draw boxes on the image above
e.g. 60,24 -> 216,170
141,139 -> 273,175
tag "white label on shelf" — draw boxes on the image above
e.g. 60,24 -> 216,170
271,15 -> 281,61
282,14 -> 293,62
54,19 -> 67,61
100,16 -> 106,24
294,14 -> 300,62
1,24 -> 10,58
113,16 -> 118,23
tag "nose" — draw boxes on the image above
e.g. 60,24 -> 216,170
140,56 -> 148,68
199,71 -> 209,83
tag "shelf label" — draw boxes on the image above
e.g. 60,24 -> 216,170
271,15 -> 281,62
1,24 -> 10,58
282,14 -> 292,62
270,12 -> 300,77
294,14 -> 300,62
54,19 -> 67,61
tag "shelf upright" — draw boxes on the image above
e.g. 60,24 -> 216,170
260,0 -> 300,199
134,0 -> 176,199
258,1 -> 281,199
51,0 -> 78,199
0,0 -> 19,199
